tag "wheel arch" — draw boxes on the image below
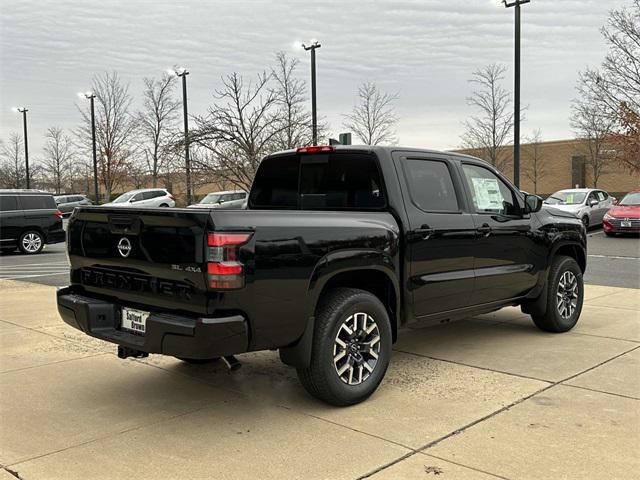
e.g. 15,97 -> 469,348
280,250 -> 401,369
552,242 -> 586,273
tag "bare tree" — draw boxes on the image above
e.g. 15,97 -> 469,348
580,1 -> 640,173
0,134 -> 26,189
461,64 -> 515,172
77,71 -> 137,200
41,127 -> 74,194
342,82 -> 398,145
192,72 -> 283,191
138,74 -> 181,187
523,129 -> 547,194
571,90 -> 617,188
270,51 -> 314,149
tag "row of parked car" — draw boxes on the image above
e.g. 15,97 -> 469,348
0,186 -> 637,255
543,188 -> 640,236
0,188 -> 247,255
53,188 -> 248,213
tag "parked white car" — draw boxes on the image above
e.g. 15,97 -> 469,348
187,190 -> 247,209
543,188 -> 614,228
103,188 -> 176,208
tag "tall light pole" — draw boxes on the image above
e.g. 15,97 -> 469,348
13,107 -> 30,188
503,0 -> 530,189
79,92 -> 100,203
302,40 -> 321,146
169,67 -> 192,205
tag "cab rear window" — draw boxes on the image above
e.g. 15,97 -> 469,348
250,152 -> 386,210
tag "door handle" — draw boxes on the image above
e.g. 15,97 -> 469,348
477,223 -> 492,237
414,225 -> 436,240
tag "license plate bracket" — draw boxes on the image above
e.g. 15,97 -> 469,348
621,221 -> 632,228
121,307 -> 149,334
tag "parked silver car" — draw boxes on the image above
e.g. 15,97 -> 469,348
103,188 -> 176,208
544,188 -> 614,227
187,190 -> 247,209
54,194 -> 92,217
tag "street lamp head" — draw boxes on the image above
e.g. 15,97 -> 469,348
503,0 -> 531,7
169,66 -> 189,77
78,91 -> 95,99
302,40 -> 321,51
13,107 -> 28,113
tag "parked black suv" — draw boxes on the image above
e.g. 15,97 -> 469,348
0,190 -> 65,254
58,146 -> 587,405
54,194 -> 92,217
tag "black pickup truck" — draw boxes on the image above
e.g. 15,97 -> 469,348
58,146 -> 586,405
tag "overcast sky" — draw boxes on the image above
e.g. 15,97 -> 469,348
0,0 -> 624,157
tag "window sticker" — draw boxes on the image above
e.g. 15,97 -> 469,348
471,177 -> 503,211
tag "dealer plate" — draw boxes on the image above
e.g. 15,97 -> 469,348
121,307 -> 149,334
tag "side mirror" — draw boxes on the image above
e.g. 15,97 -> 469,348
589,199 -> 598,207
525,194 -> 543,213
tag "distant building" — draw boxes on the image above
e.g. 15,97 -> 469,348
454,138 -> 639,196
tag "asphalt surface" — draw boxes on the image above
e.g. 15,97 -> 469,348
0,226 -> 638,288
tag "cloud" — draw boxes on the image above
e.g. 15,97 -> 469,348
0,0 -> 623,155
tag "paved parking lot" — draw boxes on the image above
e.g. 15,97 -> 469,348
0,279 -> 638,479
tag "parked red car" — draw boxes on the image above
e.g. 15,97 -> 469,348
603,190 -> 640,236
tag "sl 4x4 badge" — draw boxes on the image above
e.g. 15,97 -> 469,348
171,264 -> 202,273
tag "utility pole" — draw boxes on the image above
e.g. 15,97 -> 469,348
503,0 -> 530,188
170,67 -> 192,205
14,108 -> 30,188
302,41 -> 321,146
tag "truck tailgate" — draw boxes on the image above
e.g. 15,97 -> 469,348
68,207 -> 213,314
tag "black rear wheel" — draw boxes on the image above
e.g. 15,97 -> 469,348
297,288 -> 392,406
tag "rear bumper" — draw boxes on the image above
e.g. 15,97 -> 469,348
56,286 -> 248,359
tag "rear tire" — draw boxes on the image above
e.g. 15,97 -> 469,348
532,255 -> 583,333
296,288 -> 392,406
18,230 -> 44,255
604,231 -> 615,237
176,357 -> 220,364
159,203 -> 169,208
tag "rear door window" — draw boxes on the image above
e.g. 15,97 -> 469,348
20,195 -> 56,210
403,159 -> 459,212
0,195 -> 19,212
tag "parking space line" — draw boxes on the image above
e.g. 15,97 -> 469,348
0,272 -> 69,280
0,262 -> 68,266
587,254 -> 640,260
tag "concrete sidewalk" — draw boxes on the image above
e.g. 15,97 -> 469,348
0,280 -> 638,479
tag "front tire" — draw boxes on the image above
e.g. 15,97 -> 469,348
18,231 -> 44,255
581,216 -> 589,229
532,255 -> 583,333
297,288 -> 392,406
604,231 -> 615,237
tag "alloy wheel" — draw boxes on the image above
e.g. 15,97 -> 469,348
556,271 -> 578,320
22,233 -> 42,253
333,312 -> 381,386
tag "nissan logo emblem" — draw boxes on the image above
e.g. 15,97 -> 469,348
117,237 -> 132,258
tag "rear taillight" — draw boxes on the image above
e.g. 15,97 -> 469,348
54,210 -> 64,219
206,232 -> 252,289
169,194 -> 175,201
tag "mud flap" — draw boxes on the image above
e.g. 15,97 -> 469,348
279,316 -> 315,368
